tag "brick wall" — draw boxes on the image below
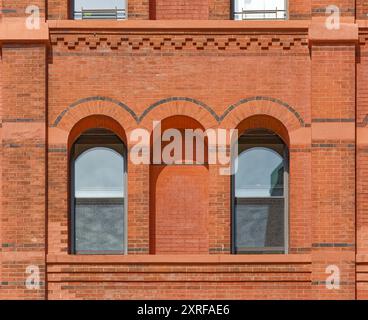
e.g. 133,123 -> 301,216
311,0 -> 355,16
0,44 -> 47,299
310,43 -> 356,299
357,0 -> 368,19
40,24 -> 317,298
208,0 -> 230,20
154,0 -> 209,20
46,256 -> 312,299
1,0 -> 368,300
128,0 -> 150,19
152,165 -> 209,254
1,0 -> 46,17
357,27 -> 368,299
47,0 -> 68,20
289,0 -> 311,19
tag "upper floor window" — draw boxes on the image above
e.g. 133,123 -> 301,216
233,129 -> 288,254
233,0 -> 287,20
72,0 -> 127,20
71,128 -> 127,254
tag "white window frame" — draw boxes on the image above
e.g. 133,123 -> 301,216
232,0 -> 288,20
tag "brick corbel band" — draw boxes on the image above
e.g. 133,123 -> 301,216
308,21 -> 359,46
0,18 -> 360,47
0,17 -> 49,44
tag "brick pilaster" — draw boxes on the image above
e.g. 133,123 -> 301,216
310,22 -> 357,299
0,43 -> 47,299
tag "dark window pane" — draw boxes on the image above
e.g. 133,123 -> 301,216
235,198 -> 284,252
75,198 -> 124,254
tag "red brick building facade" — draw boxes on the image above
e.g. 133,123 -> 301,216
0,0 -> 368,300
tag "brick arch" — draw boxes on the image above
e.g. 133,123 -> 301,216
221,96 -> 307,131
139,98 -> 218,131
51,96 -> 305,135
51,96 -> 137,129
68,115 -> 128,150
235,115 -> 290,147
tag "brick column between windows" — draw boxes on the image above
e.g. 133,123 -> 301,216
310,22 -> 357,299
0,17 -> 49,300
208,143 -> 231,254
0,43 -> 47,299
127,156 -> 150,254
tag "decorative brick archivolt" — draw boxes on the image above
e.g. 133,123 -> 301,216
220,97 -> 310,147
68,115 -> 128,148
221,97 -> 306,131
139,97 -> 218,131
52,95 -> 307,134
221,96 -> 306,126
51,96 -> 137,128
233,115 -> 291,146
49,97 -> 136,147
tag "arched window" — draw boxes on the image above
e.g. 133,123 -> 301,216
72,0 -> 127,20
233,128 -> 288,254
233,0 -> 287,20
71,128 -> 127,254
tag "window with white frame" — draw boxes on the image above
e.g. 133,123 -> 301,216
233,0 -> 287,20
72,0 -> 127,20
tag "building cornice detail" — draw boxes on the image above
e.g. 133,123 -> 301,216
0,18 -> 365,47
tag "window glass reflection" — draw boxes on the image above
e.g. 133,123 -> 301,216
235,147 -> 284,197
75,147 -> 124,198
